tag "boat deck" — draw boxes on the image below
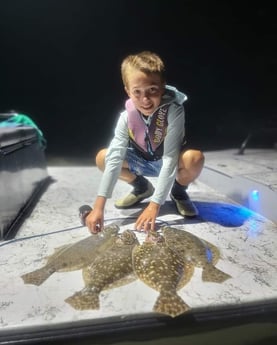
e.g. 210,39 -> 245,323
0,148 -> 277,344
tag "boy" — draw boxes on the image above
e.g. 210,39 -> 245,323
86,51 -> 204,234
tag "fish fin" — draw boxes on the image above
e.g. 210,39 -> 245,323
44,244 -> 71,263
103,273 -> 137,291
21,267 -> 54,286
65,289 -> 100,310
202,265 -> 231,283
153,291 -> 190,318
53,244 -> 70,253
177,263 -> 195,290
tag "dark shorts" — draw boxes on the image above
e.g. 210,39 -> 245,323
125,147 -> 162,177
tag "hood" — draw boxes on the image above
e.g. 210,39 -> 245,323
162,85 -> 188,105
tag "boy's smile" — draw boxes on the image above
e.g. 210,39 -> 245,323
125,69 -> 165,116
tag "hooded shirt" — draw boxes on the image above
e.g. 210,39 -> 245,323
97,85 -> 187,205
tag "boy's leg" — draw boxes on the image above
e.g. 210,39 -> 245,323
170,149 -> 205,217
96,148 -> 136,183
115,173 -> 154,208
96,149 -> 154,208
114,159 -> 155,208
115,151 -> 157,207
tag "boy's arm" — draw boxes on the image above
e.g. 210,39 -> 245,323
86,112 -> 129,234
97,112 -> 129,198
151,104 -> 185,205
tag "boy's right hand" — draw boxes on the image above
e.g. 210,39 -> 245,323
85,208 -> 104,234
79,205 -> 93,226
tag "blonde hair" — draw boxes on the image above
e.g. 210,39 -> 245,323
121,51 -> 165,88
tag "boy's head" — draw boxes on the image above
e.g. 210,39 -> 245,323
121,51 -> 166,88
121,51 -> 166,116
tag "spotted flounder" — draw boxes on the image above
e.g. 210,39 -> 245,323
65,230 -> 139,310
21,225 -> 119,286
161,226 -> 231,283
132,231 -> 194,318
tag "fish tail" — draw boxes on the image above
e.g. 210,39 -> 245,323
153,291 -> 190,318
202,265 -> 231,283
65,289 -> 100,310
21,267 -> 53,286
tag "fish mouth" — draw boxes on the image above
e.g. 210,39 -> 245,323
145,231 -> 164,243
117,230 -> 138,244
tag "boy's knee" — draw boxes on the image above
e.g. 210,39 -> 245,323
182,149 -> 205,165
95,149 -> 107,170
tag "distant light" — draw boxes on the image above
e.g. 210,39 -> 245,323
248,189 -> 260,214
251,190 -> 259,201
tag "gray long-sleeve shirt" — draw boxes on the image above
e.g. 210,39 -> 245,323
97,85 -> 187,205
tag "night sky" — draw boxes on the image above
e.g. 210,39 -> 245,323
0,0 -> 276,158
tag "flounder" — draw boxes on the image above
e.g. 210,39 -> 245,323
65,230 -> 139,310
132,231 -> 194,318
21,224 -> 119,286
161,226 -> 231,283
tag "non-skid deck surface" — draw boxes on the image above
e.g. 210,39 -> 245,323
199,148 -> 277,223
202,149 -> 277,190
0,149 -> 277,341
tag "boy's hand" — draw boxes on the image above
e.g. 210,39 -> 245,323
135,201 -> 160,232
85,196 -> 106,234
85,208 -> 103,234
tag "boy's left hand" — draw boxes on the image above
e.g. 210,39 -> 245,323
135,201 -> 160,232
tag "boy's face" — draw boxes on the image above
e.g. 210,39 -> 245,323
125,68 -> 165,116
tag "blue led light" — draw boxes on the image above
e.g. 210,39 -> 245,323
205,247 -> 213,263
251,190 -> 259,201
